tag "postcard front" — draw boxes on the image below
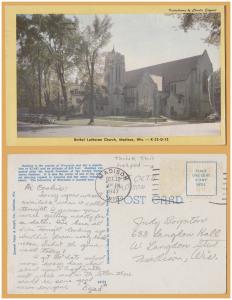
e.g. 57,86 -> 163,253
7,154 -> 227,295
3,2 -> 228,146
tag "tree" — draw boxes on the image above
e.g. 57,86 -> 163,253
77,15 -> 112,124
17,14 -> 80,117
17,14 -> 111,122
174,13 -> 221,46
17,15 -> 40,109
41,15 -> 80,118
17,15 -> 55,112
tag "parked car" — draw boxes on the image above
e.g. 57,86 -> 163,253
205,113 -> 220,122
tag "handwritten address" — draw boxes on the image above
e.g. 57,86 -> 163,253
130,216 -> 224,263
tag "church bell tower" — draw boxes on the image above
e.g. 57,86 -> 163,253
104,48 -> 125,115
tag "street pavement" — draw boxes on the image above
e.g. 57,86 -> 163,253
18,121 -> 221,137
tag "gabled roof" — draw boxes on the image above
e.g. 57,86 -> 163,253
125,54 -> 202,88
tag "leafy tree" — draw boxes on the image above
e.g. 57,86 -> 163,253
17,15 -> 53,109
17,14 -> 112,122
175,13 -> 221,46
17,15 -> 40,109
40,14 -> 80,118
17,14 -> 80,117
77,15 -> 112,124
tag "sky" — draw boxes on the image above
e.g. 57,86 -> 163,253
71,14 -> 220,71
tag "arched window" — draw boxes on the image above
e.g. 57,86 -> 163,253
202,70 -> 208,94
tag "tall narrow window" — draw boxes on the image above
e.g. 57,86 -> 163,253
118,64 -> 120,82
171,83 -> 176,94
202,70 -> 208,94
115,65 -> 117,83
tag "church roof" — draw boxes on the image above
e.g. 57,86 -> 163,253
125,54 -> 201,88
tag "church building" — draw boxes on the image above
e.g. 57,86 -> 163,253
103,49 -> 214,119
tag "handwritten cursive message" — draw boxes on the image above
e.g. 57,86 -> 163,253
13,177 -> 131,293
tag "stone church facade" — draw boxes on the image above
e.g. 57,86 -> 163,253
102,49 -> 214,119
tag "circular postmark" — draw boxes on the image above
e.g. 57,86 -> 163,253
95,167 -> 132,203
